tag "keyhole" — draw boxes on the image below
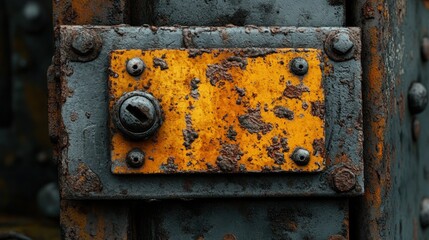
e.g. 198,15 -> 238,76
126,104 -> 149,123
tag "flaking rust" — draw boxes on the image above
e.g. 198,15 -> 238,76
109,48 -> 325,174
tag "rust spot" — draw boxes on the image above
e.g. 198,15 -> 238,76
223,234 -> 237,240
362,2 -> 375,19
310,101 -> 325,119
69,163 -> 102,194
273,106 -> 294,120
160,157 -> 178,173
153,57 -> 169,70
182,114 -> 198,150
188,49 -> 211,58
190,78 -> 201,99
241,48 -> 277,58
329,235 -> 347,240
238,107 -> 273,134
226,126 -> 238,141
312,138 -> 325,157
70,112 -> 78,122
283,84 -> 309,99
267,136 -> 289,165
216,143 -> 243,172
206,57 -> 248,86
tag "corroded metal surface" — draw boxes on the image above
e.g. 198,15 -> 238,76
109,49 -> 325,174
52,26 -> 362,198
137,199 -> 349,240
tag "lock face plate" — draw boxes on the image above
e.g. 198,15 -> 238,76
110,49 -> 325,174
55,26 -> 363,198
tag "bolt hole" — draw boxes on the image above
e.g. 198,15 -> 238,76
133,157 -> 139,162
126,104 -> 149,123
132,64 -> 138,70
299,64 -> 304,69
300,155 -> 305,160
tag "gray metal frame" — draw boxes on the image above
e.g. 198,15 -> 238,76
56,26 -> 362,199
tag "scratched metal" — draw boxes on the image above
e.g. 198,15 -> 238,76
53,26 -> 362,198
110,49 -> 325,174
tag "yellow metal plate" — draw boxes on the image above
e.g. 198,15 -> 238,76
109,48 -> 325,174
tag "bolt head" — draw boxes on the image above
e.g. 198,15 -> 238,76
408,82 -> 428,114
291,148 -> 310,166
290,57 -> 309,76
332,168 -> 356,192
23,1 -> 41,21
71,31 -> 95,55
126,148 -> 145,168
331,33 -> 354,55
127,58 -> 146,76
422,38 -> 429,62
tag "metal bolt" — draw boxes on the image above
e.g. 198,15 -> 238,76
422,37 -> 429,62
421,198 -> 429,228
114,91 -> 162,140
126,58 -> 146,76
37,182 -> 60,218
291,148 -> 310,166
408,82 -> 428,114
290,57 -> 309,76
332,167 -> 356,192
126,148 -> 145,168
331,32 -> 355,55
412,117 -> 421,141
71,31 -> 95,55
23,1 -> 41,21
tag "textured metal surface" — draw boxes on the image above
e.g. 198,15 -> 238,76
130,0 -> 345,27
137,199 -> 349,240
109,48 -> 325,174
52,26 -> 362,198
60,200 -> 130,239
349,0 -> 429,239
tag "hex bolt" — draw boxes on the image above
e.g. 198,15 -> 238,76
422,37 -> 429,62
291,148 -> 310,166
408,82 -> 428,114
71,31 -> 95,55
421,198 -> 429,228
114,91 -> 162,140
331,32 -> 355,55
332,167 -> 356,192
290,57 -> 309,76
126,58 -> 146,76
126,148 -> 145,168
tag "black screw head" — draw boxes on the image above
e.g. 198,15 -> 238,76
290,57 -> 309,76
291,148 -> 310,166
126,58 -> 146,76
408,82 -> 428,114
126,148 -> 145,168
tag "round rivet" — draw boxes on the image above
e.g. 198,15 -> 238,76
332,167 -> 356,192
408,82 -> 428,114
291,148 -> 310,166
290,57 -> 308,76
126,58 -> 145,76
126,148 -> 145,168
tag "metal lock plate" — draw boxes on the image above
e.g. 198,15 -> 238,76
110,49 -> 325,174
55,26 -> 362,198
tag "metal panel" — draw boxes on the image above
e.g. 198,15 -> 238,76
137,199 -> 349,240
52,26 -> 362,199
109,48 -> 325,174
131,0 -> 345,27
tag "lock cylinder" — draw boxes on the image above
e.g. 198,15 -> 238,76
113,91 -> 163,140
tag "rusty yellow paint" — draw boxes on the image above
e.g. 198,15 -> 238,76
109,48 -> 325,174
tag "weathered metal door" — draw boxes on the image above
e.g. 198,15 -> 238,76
49,0 -> 429,239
